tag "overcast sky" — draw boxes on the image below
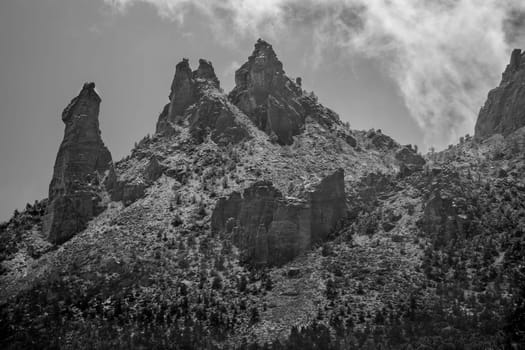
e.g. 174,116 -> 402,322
0,0 -> 523,221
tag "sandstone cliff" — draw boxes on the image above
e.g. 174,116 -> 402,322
211,169 -> 346,266
475,49 -> 525,139
43,82 -> 113,244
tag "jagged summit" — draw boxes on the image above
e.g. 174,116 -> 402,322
229,39 -> 308,145
502,49 -> 525,84
475,48 -> 525,139
194,58 -> 220,86
43,82 -> 113,244
156,40 -> 349,147
62,82 -> 100,122
156,57 -> 221,135
231,38 -> 285,99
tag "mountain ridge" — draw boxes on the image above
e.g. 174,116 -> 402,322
0,40 -> 524,349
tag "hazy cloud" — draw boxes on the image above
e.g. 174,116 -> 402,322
105,0 -> 525,149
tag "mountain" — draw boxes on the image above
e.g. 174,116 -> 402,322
0,40 -> 524,349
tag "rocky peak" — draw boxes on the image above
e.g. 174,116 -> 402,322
62,82 -> 101,123
168,58 -> 193,113
475,48 -> 525,139
156,58 -> 221,134
229,39 -> 306,145
502,49 -> 525,84
43,82 -> 113,244
233,38 -> 285,99
194,59 -> 220,88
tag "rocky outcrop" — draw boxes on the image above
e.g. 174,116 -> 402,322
395,145 -> 425,166
109,156 -> 166,206
475,49 -> 525,139
366,129 -> 397,150
188,95 -> 250,145
155,58 -> 210,134
156,58 -> 249,145
395,145 -> 425,177
211,169 -> 346,266
229,39 -> 306,145
418,169 -> 473,246
43,83 -> 113,244
308,169 -> 347,243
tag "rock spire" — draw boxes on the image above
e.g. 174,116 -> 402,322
43,82 -> 113,244
229,39 -> 306,145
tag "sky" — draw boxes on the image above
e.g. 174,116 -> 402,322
0,0 -> 524,221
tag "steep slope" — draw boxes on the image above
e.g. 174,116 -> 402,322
1,42 -> 523,350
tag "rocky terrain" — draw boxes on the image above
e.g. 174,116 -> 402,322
0,40 -> 524,349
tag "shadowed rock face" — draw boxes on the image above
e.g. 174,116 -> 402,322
229,39 -> 306,145
43,82 -> 113,244
211,169 -> 346,266
419,169 -> 470,246
189,95 -> 250,145
475,49 -> 525,139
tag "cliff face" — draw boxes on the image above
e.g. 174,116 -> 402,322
211,169 -> 346,266
475,49 -> 525,139
43,83 -> 113,244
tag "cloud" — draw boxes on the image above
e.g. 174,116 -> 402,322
104,0 -> 525,149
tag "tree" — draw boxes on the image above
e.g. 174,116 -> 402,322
238,275 -> 248,292
326,279 -> 338,300
250,307 -> 260,324
212,275 -> 223,290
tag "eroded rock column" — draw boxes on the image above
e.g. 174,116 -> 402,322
43,82 -> 113,244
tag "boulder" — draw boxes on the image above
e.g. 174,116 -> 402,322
395,145 -> 425,177
143,156 -> 165,183
211,169 -> 346,266
43,82 -> 113,244
344,134 -> 357,148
